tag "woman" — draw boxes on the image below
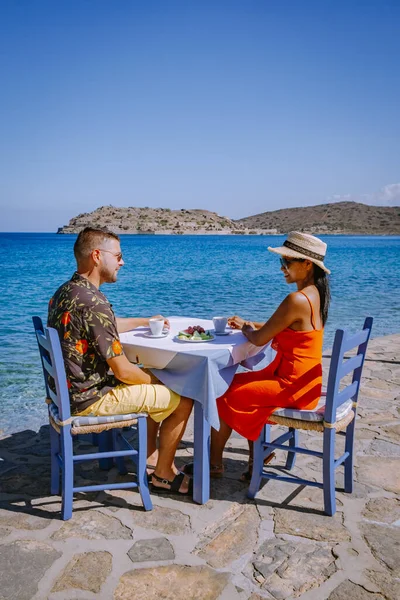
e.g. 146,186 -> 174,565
210,231 -> 331,479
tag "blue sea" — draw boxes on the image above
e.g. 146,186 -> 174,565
1,233 -> 399,436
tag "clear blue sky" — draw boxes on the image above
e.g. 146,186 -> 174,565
1,0 -> 399,231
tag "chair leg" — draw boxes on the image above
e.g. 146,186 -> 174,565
98,430 -> 114,470
248,426 -> 267,499
49,423 -> 61,495
112,429 -> 128,475
137,417 -> 152,511
323,428 -> 336,516
344,417 -> 356,493
284,428 -> 299,470
60,427 -> 74,520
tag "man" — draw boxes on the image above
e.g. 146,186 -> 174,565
48,226 -> 193,496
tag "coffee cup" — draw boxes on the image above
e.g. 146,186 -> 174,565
213,316 -> 227,334
149,317 -> 164,336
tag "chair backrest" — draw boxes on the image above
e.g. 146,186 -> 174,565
324,317 -> 373,424
32,316 -> 71,421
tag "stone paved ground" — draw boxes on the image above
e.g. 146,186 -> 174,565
0,334 -> 399,600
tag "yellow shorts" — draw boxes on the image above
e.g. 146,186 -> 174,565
77,383 -> 181,423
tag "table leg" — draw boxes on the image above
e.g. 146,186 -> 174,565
193,401 -> 211,504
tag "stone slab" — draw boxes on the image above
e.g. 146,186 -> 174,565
114,565 -> 230,600
328,579 -> 384,599
362,498 -> 400,524
0,539 -> 61,600
251,538 -> 337,599
365,569 -> 400,600
361,523 -> 400,575
130,505 -> 191,535
0,509 -> 50,531
381,424 -> 400,442
369,439 -> 400,457
273,508 -> 350,542
52,550 -> 112,593
51,510 -> 133,540
128,538 -> 175,563
197,504 -> 259,568
356,457 -> 400,494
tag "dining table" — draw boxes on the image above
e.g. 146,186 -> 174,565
120,316 -> 274,504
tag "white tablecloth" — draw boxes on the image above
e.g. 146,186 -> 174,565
120,316 -> 274,430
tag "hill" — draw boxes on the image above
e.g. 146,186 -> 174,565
57,206 -> 272,235
234,201 -> 400,235
57,202 -> 400,235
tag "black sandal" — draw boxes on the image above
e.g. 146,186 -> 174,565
151,471 -> 193,496
146,464 -> 156,483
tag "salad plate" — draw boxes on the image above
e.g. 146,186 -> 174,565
175,331 -> 215,342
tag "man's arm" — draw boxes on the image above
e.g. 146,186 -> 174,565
107,354 -> 152,385
116,315 -> 170,334
116,317 -> 150,333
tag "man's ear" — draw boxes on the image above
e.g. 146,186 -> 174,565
91,248 -> 101,265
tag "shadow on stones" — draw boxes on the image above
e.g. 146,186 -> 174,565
0,425 -> 147,520
242,467 -> 328,516
1,426 -> 336,517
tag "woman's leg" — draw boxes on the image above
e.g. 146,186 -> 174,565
210,418 -> 232,467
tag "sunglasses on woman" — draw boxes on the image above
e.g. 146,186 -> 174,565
279,257 -> 305,269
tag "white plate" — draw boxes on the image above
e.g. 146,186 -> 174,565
175,333 -> 215,343
213,329 -> 233,336
144,330 -> 169,339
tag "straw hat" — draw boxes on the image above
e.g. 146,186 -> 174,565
268,231 -> 330,274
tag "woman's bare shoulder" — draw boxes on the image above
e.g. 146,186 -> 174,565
285,291 -> 310,306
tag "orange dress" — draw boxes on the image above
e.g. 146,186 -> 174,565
217,292 -> 323,441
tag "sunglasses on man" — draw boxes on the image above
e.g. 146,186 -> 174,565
97,249 -> 123,261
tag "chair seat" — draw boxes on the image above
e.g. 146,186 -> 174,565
48,402 -> 147,427
272,398 -> 353,423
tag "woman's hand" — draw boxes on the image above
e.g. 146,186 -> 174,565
242,321 -> 256,339
228,315 -> 246,329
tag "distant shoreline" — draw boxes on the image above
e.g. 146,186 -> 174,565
55,202 -> 400,236
56,231 -> 400,236
2,231 -> 400,237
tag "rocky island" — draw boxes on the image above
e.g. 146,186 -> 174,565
57,201 -> 400,235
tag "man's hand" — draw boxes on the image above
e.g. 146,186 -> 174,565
150,315 -> 170,330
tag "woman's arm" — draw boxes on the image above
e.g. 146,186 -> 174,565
228,315 -> 264,330
241,293 -> 305,346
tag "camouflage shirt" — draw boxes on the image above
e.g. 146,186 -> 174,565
48,272 -> 124,414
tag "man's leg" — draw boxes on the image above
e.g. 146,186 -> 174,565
152,396 -> 193,493
146,418 -> 159,467
80,384 -> 193,489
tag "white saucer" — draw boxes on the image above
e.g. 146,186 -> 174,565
213,329 -> 233,336
144,330 -> 169,339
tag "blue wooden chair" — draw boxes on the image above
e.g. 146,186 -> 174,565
32,316 -> 152,520
248,317 -> 373,516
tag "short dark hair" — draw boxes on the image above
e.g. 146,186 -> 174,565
73,227 -> 120,261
